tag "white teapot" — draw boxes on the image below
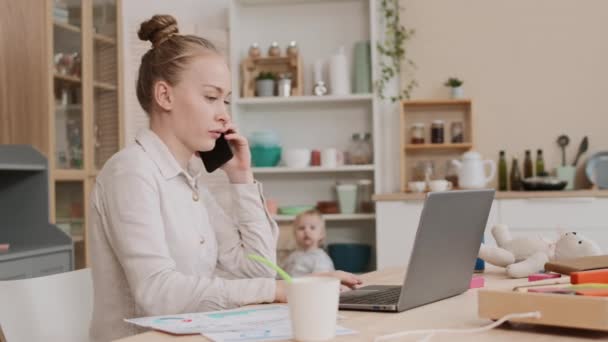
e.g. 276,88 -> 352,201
451,151 -> 496,189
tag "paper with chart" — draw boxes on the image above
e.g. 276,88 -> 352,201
124,305 -> 356,341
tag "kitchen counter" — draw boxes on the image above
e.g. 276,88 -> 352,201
374,189 -> 608,201
374,188 -> 608,269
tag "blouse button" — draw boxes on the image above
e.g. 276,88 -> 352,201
192,191 -> 199,202
200,238 -> 205,244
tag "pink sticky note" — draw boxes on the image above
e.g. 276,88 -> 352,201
470,275 -> 485,289
528,273 -> 561,282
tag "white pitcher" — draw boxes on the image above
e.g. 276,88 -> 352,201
452,151 -> 496,189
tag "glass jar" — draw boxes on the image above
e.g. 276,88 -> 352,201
248,43 -> 261,58
277,73 -> 292,97
348,133 -> 372,164
451,121 -> 464,143
431,120 -> 445,144
357,179 -> 374,213
413,160 -> 435,182
445,160 -> 459,188
410,123 -> 425,144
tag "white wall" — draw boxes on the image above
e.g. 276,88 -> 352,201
390,0 -> 608,191
121,0 -> 229,145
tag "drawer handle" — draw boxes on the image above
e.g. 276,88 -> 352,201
40,266 -> 65,275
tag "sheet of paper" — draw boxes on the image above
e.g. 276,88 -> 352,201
203,321 -> 356,342
124,305 -> 357,340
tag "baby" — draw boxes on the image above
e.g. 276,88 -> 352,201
282,209 -> 335,277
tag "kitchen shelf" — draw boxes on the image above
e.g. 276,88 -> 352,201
253,165 -> 375,174
274,213 -> 376,222
401,99 -> 472,108
54,73 -> 82,84
94,33 -> 116,45
55,104 -> 82,111
235,94 -> 374,106
405,143 -> 473,152
400,99 -> 474,192
71,235 -> 84,243
54,169 -> 86,181
94,81 -> 117,91
53,22 -> 80,34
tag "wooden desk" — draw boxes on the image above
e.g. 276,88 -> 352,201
116,267 -> 608,342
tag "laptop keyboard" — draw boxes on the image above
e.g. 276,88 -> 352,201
340,287 -> 402,305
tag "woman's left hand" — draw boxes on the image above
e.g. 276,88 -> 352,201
220,123 -> 254,184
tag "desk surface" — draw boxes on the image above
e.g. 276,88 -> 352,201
116,267 -> 608,342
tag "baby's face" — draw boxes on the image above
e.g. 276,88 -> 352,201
294,215 -> 324,250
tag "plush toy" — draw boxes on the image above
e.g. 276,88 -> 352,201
478,224 -> 602,278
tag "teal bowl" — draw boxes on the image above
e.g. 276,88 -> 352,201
251,146 -> 282,167
328,243 -> 371,273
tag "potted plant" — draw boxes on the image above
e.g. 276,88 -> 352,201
444,77 -> 464,99
255,72 -> 276,97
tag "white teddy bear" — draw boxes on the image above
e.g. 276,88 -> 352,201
478,224 -> 602,278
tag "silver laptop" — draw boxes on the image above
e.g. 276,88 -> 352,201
339,189 -> 495,312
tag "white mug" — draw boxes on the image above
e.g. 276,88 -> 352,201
428,179 -> 453,192
408,181 -> 426,193
287,277 -> 340,341
321,148 -> 338,168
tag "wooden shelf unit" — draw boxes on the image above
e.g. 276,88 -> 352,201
49,0 -> 123,269
241,55 -> 303,98
400,99 -> 474,192
404,143 -> 473,152
54,21 -> 81,34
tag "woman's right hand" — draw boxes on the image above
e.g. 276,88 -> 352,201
274,270 -> 363,303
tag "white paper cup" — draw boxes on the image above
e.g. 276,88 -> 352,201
287,277 -> 340,341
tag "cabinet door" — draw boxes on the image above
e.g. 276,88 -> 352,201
92,0 -> 120,171
55,180 -> 85,268
32,252 -> 72,277
376,201 -> 422,269
376,200 -> 499,269
0,258 -> 32,281
498,198 -> 608,251
53,0 -> 86,171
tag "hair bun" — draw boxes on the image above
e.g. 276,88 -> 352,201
138,14 -> 179,47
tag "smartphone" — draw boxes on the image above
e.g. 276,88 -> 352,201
199,134 -> 234,173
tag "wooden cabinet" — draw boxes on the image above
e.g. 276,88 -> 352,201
0,0 -> 124,269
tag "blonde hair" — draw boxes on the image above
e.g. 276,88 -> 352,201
136,14 -> 219,113
293,209 -> 326,247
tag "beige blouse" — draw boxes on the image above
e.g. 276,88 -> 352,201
88,129 -> 279,342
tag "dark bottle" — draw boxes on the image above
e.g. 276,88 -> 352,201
510,158 -> 522,191
498,150 -> 508,191
524,150 -> 534,179
536,149 -> 545,176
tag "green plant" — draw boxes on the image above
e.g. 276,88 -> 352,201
255,72 -> 276,81
376,0 -> 417,102
444,77 -> 463,88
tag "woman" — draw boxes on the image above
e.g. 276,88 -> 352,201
88,15 -> 361,341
